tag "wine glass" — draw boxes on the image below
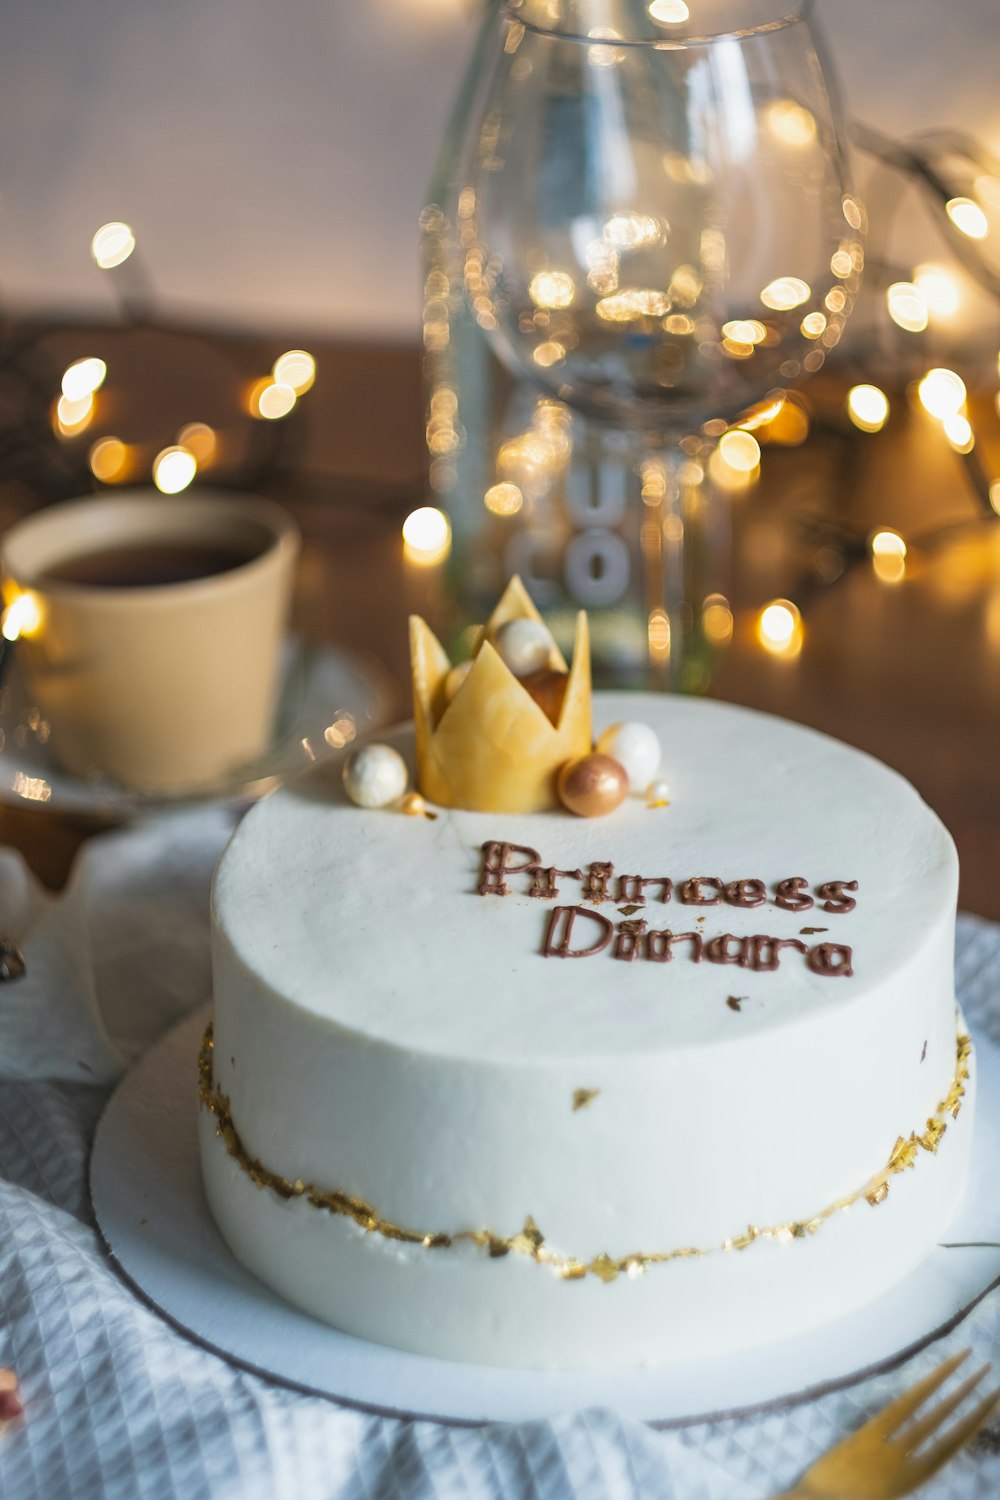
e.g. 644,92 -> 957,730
425,0 -> 862,686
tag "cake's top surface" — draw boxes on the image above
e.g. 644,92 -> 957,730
213,694 -> 957,1062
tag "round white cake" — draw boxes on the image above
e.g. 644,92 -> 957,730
200,693 -> 973,1368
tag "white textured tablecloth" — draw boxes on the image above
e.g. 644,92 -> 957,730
0,810 -> 999,1500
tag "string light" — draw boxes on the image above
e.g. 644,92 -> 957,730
152,446 -> 197,494
917,368 -> 967,420
718,430 -> 761,472
847,385 -> 890,433
176,422 -> 217,464
257,383 -> 297,421
757,600 -> 802,657
764,100 -> 818,150
597,289 -> 671,321
402,506 -> 451,566
648,0 -> 688,22
54,393 -> 94,436
61,358 -> 107,402
914,264 -> 960,317
272,350 -> 316,394
1,593 -> 41,642
702,594 -> 734,644
946,197 -> 989,240
603,213 -> 663,250
760,277 -> 810,311
89,436 -> 128,482
528,271 -> 576,309
721,320 -> 766,345
886,283 -> 928,333
943,412 -> 974,452
484,482 -> 523,516
870,530 -> 907,585
91,222 -> 136,269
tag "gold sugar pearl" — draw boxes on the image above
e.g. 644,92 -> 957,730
443,660 -> 473,705
557,753 -> 628,817
521,667 -> 568,726
402,792 -> 428,817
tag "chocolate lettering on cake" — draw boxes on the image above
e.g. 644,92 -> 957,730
529,865 -> 584,899
477,843 -> 858,978
817,879 -> 858,914
775,877 -> 813,912
616,874 -> 672,906
647,929 -> 704,963
542,905 -> 613,958
679,876 -> 724,906
479,841 -> 541,896
614,919 -> 648,961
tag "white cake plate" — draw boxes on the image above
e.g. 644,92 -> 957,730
90,1007 -> 1000,1427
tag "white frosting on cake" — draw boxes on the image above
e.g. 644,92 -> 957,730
200,694 -> 974,1367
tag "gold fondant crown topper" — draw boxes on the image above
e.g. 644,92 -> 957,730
410,576 -> 591,812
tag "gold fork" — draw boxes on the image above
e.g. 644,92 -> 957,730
773,1349 -> 1000,1498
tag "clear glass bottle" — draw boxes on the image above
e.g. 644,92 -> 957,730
421,0 -> 859,688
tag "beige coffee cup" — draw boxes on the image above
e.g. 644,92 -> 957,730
0,490 -> 300,794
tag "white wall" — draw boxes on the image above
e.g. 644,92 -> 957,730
2,0 -> 997,336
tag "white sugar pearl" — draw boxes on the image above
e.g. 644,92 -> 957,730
646,778 -> 671,806
343,744 -> 409,808
596,721 -> 661,790
494,618 -> 553,678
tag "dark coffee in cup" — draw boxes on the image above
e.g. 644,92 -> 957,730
39,539 -> 265,590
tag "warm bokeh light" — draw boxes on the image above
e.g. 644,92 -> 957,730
257,382 -> 297,421
176,422 -> 217,464
946,197 -> 989,240
917,368 -> 967,419
152,446 -> 198,494
597,289 -> 671,321
702,594 -> 734,644
648,0 -> 688,21
800,311 -> 827,339
757,599 -> 802,656
721,319 -> 766,345
764,99 -> 817,149
718,430 -> 761,473
403,506 -> 452,566
943,412 -> 974,452
762,398 -> 810,446
2,592 -> 41,642
61,357 -> 107,402
484,481 -> 524,516
323,716 -> 357,750
529,271 -> 576,309
830,249 -> 853,278
760,276 -> 810,311
54,392 -> 94,436
587,27 -> 625,67
990,480 -> 1000,517
886,283 -> 928,333
914,264 -> 960,317
870,529 -> 907,585
847,384 -> 890,433
272,349 -> 316,394
647,608 -> 671,660
603,212 -> 663,249
533,341 -> 565,368
91,221 -> 136,269
89,436 -> 128,483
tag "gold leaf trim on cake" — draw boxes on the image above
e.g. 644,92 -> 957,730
199,1027 -> 972,1285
